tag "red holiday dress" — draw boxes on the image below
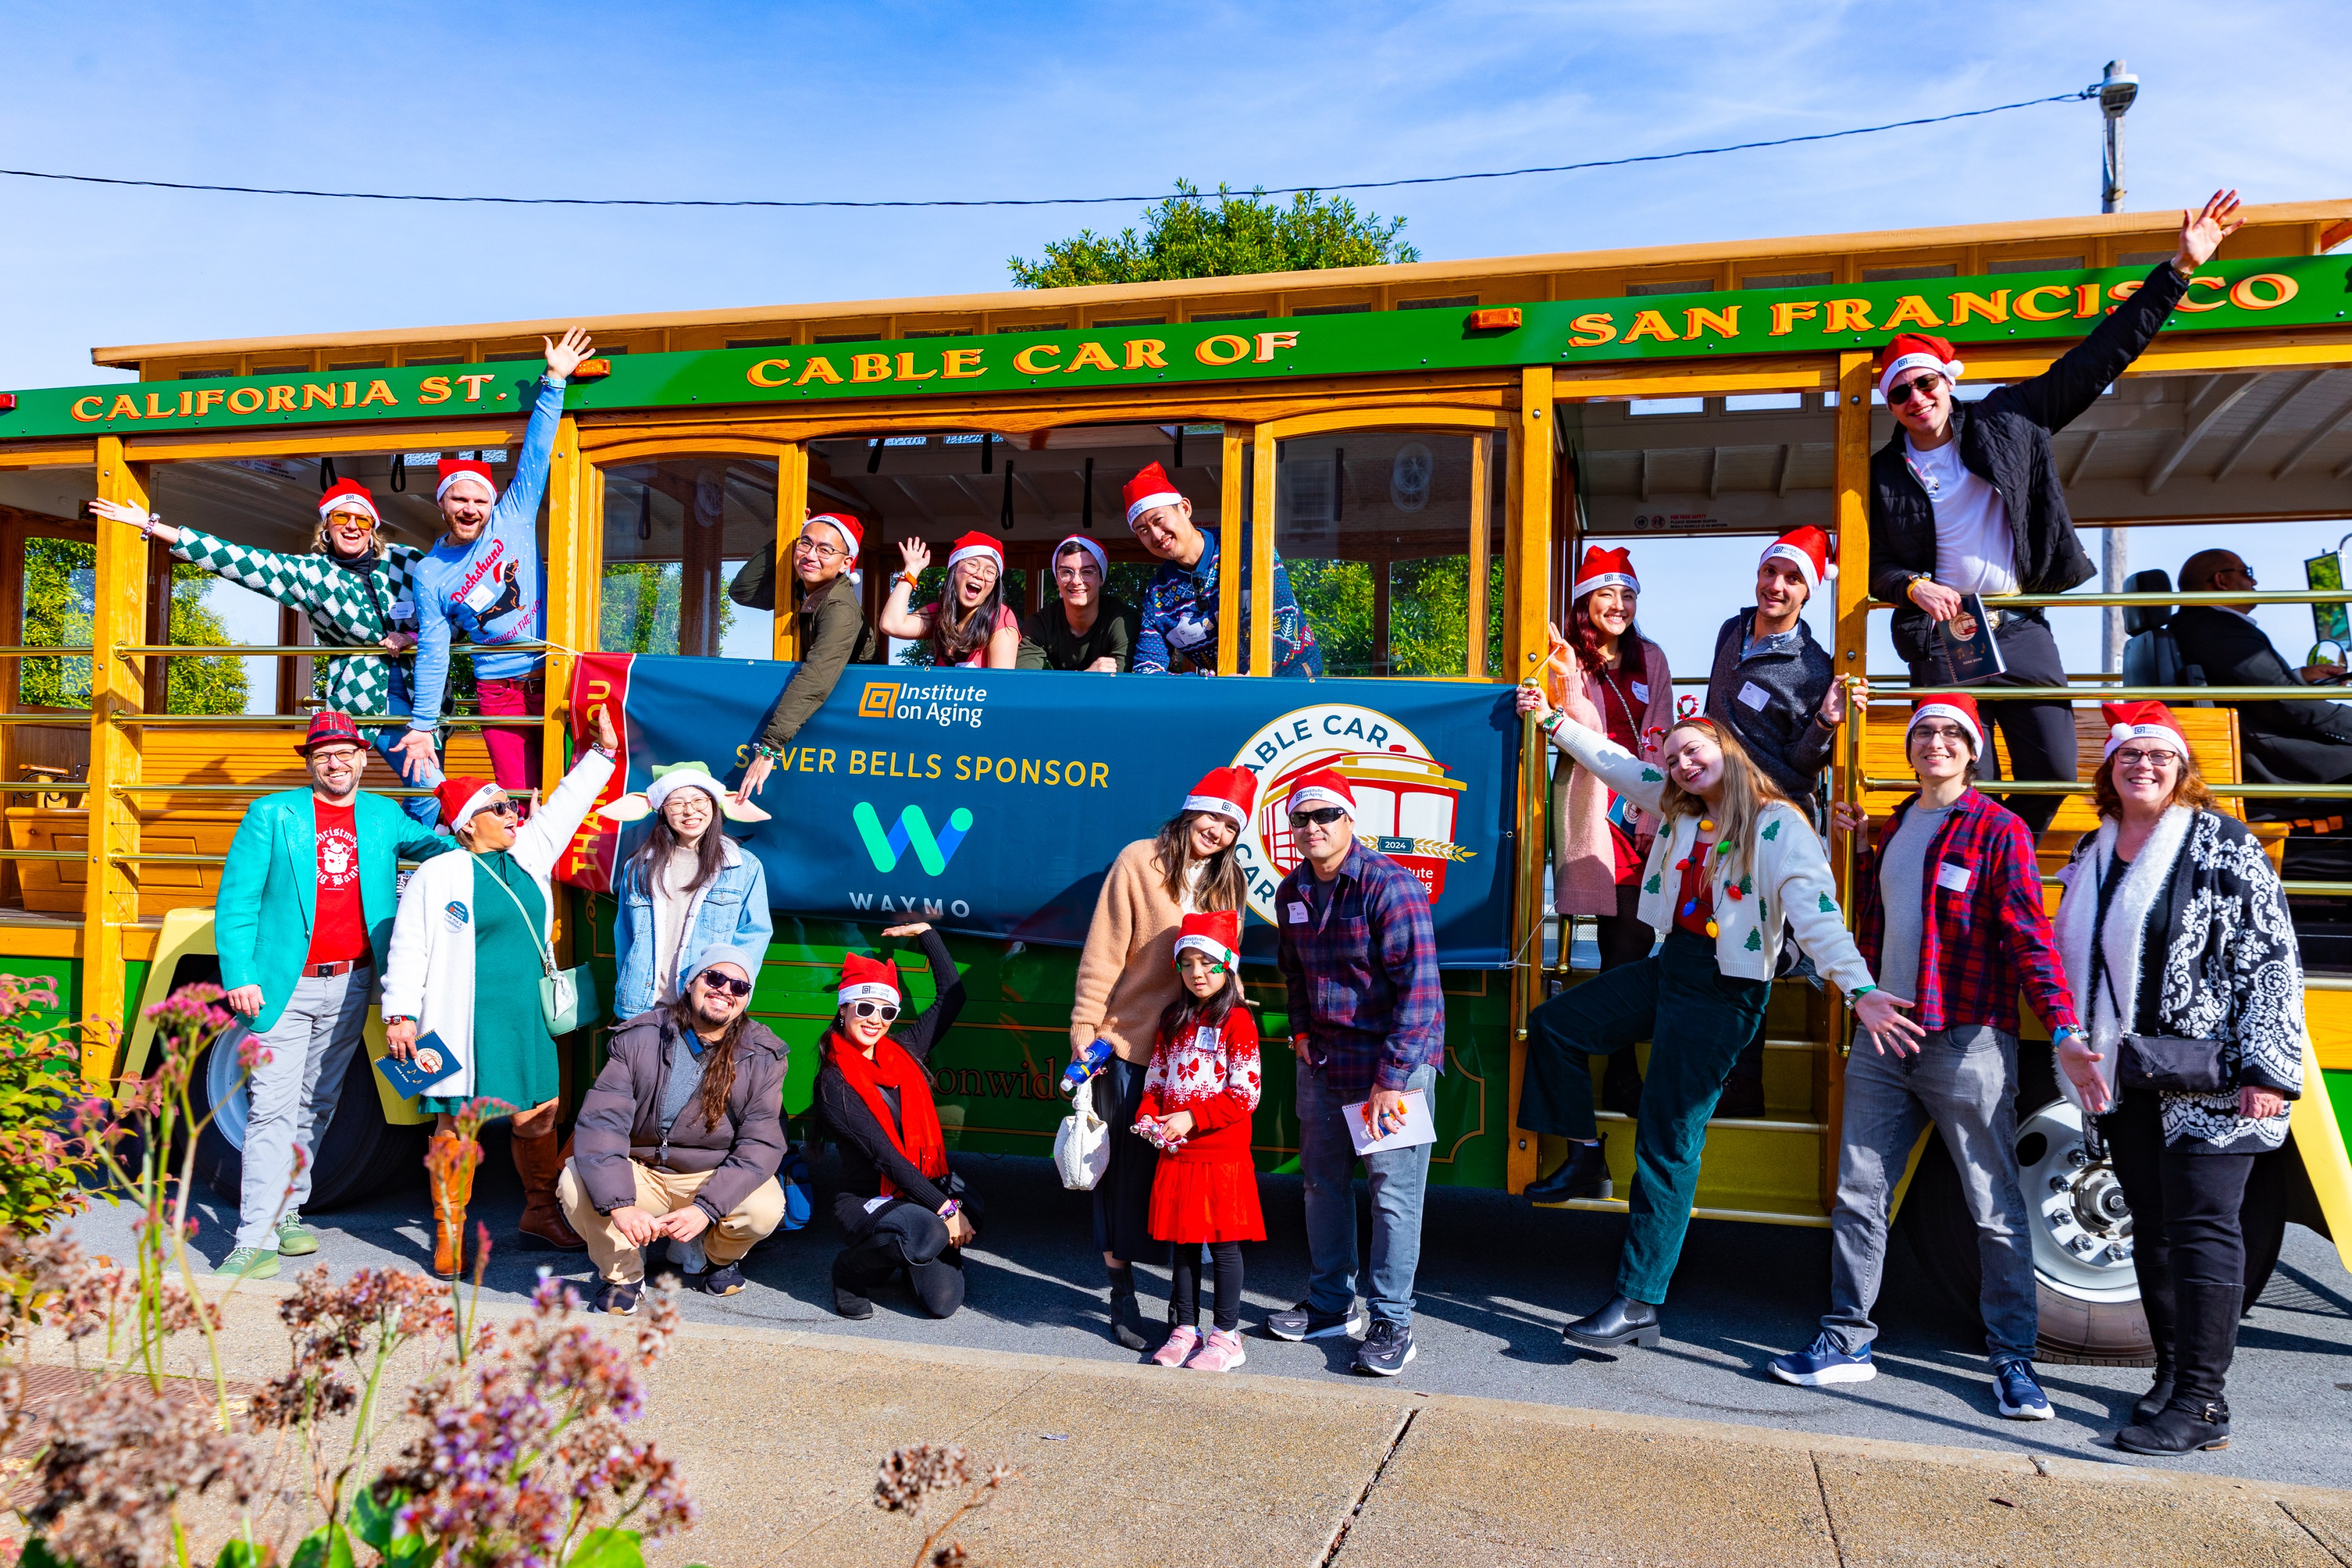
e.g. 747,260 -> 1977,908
1137,1006 -> 1266,1243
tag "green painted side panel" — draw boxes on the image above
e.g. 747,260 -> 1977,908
2327,1069 -> 2351,1155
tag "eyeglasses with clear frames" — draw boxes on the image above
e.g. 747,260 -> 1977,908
2112,748 -> 2180,772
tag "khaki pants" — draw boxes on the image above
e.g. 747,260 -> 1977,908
559,1159 -> 785,1285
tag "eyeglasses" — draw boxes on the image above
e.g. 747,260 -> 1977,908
696,972 -> 754,998
850,1000 -> 900,1022
1910,723 -> 1971,746
2217,564 -> 2256,584
474,800 -> 520,820
793,537 -> 846,560
1052,564 -> 1101,582
2113,748 -> 2180,772
1886,375 -> 1941,406
1288,807 -> 1349,829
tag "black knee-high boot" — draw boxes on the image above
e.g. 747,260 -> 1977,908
2119,1282 -> 2234,1454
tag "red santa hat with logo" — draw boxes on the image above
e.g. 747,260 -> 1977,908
1288,767 -> 1357,818
945,531 -> 1003,575
435,456 -> 498,503
1054,533 -> 1109,582
434,776 -> 506,833
1907,693 -> 1983,754
837,951 -> 902,1009
1174,909 -> 1242,970
1572,545 -> 1639,600
1123,461 -> 1185,529
2102,699 -> 2190,763
1182,765 -> 1259,829
804,512 -> 863,562
1876,333 -> 1966,401
1758,526 -> 1837,595
317,479 -> 381,525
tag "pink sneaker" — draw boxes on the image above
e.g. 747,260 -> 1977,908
1150,1325 -> 1200,1367
1186,1328 -> 1248,1372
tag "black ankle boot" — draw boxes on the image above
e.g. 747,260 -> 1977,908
1527,1140 -> 1611,1203
831,1258 -> 875,1320
1562,1294 -> 1661,1351
1109,1292 -> 1148,1351
2116,1396 -> 2230,1454
2132,1352 -> 2176,1426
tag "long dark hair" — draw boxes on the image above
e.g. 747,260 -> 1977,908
1155,962 -> 1242,1046
1569,586 -> 1646,670
667,995 -> 748,1132
1153,811 -> 1248,911
627,788 -> 728,897
932,561 -> 1006,665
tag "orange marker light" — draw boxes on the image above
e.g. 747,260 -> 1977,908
573,358 -> 613,380
1468,307 -> 1523,331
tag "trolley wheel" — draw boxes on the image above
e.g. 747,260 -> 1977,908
186,1022 -> 428,1213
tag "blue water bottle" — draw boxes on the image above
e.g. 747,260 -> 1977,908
1060,1037 -> 1113,1095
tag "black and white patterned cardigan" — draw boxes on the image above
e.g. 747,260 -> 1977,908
2052,806 -> 2305,1150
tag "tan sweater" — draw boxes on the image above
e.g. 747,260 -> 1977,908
1070,839 -> 1189,1061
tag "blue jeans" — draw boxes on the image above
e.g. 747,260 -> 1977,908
375,668 -> 444,827
1298,1061 -> 1436,1329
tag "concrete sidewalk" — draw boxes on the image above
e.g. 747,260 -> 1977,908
40,1281 -> 2352,1568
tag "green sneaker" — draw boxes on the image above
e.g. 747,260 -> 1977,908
276,1212 -> 318,1257
217,1246 -> 280,1281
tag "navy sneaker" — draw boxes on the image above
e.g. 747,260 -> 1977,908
699,1261 -> 746,1297
1264,1300 -> 1368,1341
1768,1332 -> 1875,1387
596,1281 -> 641,1316
1995,1359 -> 2052,1420
1354,1319 -> 1417,1376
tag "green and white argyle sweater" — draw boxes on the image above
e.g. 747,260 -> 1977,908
173,527 -> 425,714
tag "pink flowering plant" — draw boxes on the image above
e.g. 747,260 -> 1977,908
0,984 -> 704,1568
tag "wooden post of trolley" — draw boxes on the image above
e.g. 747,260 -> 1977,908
1505,366 -> 1554,1196
1824,350 -> 1875,1213
85,436 -> 149,1086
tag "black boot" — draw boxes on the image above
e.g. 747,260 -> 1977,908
2131,1349 -> 2176,1426
2119,1281 -> 2237,1453
831,1256 -> 875,1320
2116,1396 -> 2230,1454
1527,1140 -> 1611,1202
1600,1054 -> 1643,1118
1562,1294 -> 1661,1351
1108,1291 -> 1148,1351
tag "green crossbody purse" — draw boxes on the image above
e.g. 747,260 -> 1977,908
478,865 -> 603,1035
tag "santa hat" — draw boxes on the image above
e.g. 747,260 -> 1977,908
805,513 -> 863,562
1053,533 -> 1109,582
1123,461 -> 1185,528
1288,768 -> 1357,818
1572,545 -> 1638,600
946,531 -> 1003,575
837,951 -> 902,1009
1906,695 -> 1983,754
1876,333 -> 1965,400
1174,910 -> 1242,970
596,759 -> 771,826
435,775 -> 505,832
435,457 -> 497,503
1759,526 -> 1836,594
1182,765 -> 1259,829
317,479 -> 381,525
2102,700 -> 2190,763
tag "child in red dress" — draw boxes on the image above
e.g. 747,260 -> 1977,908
1137,910 -> 1264,1371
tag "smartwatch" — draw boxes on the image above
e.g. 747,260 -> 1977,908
938,1198 -> 962,1219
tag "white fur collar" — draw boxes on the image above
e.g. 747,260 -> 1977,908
2053,805 -> 2193,1104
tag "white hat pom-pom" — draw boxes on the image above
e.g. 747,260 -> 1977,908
2110,723 -> 2135,742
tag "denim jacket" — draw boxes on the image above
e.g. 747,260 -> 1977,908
610,837 -> 774,1018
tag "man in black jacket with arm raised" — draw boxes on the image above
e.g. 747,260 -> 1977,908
1868,190 -> 2245,838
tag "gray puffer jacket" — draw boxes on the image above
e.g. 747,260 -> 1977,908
572,1006 -> 788,1223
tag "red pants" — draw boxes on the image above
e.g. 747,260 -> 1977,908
476,674 -> 544,794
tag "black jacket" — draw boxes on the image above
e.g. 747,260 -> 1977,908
572,1008 -> 790,1223
1705,608 -> 1836,805
2168,606 -> 2352,787
815,927 -> 965,1224
1871,263 -> 2192,667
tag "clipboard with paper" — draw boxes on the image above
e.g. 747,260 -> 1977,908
1342,1089 -> 1436,1156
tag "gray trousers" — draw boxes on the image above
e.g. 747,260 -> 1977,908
1825,1025 -> 2038,1364
236,965 -> 372,1249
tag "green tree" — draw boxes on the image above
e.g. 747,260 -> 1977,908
19,539 -> 245,713
1009,182 -> 1418,288
599,561 -> 738,655
1286,559 -> 1376,676
1389,554 -> 1507,677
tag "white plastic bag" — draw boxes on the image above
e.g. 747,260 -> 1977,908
1053,1072 -> 1112,1191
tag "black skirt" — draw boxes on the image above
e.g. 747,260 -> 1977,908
1091,1056 -> 1165,1264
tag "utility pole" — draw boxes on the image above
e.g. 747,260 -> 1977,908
2098,59 -> 2140,673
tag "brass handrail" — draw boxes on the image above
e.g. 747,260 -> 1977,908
1864,777 -> 2352,797
1874,685 -> 2352,701
1867,588 -> 2352,609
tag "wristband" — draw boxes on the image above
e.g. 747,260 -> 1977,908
1540,710 -> 1564,735
1849,984 -> 1877,998
754,742 -> 785,761
938,1199 -> 961,1219
895,571 -> 920,590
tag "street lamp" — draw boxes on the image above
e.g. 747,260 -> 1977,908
2097,59 -> 2141,669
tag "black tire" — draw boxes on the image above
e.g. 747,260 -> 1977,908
187,1025 -> 428,1212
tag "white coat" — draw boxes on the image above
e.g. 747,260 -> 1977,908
382,750 -> 614,1099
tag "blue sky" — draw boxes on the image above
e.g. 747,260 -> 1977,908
4,1 -> 2348,691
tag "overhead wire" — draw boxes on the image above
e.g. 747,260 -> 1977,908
0,89 -> 2098,211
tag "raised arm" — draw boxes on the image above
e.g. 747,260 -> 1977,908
1515,683 -> 1670,815
890,924 -> 965,1063
875,538 -> 935,642
493,330 -> 589,526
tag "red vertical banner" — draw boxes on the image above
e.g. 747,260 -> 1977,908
559,652 -> 636,892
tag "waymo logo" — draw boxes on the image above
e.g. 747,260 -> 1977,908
852,802 -> 975,875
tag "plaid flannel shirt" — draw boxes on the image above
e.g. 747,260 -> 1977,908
1275,842 -> 1444,1102
1853,788 -> 2079,1037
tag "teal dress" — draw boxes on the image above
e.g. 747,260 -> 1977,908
421,853 -> 557,1115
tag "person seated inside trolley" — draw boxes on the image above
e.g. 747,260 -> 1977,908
1018,533 -> 1137,671
1123,462 -> 1321,677
2169,547 -> 2352,824
1866,190 -> 2245,840
881,531 -> 1020,668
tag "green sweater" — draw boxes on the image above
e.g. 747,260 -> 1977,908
174,527 -> 424,714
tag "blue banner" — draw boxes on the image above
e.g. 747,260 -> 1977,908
593,655 -> 1523,966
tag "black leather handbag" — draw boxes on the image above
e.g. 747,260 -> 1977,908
2092,862 -> 2225,1093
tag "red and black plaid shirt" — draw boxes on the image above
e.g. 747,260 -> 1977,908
1853,789 -> 2079,1036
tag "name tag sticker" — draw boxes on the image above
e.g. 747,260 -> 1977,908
1936,862 -> 1972,892
1737,680 -> 1770,711
1630,682 -> 1649,703
462,576 -> 500,613
862,1195 -> 892,1215
1287,902 -> 1311,925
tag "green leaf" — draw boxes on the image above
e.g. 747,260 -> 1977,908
290,1525 -> 356,1568
352,1487 -> 404,1553
1761,820 -> 1781,841
21,1538 -> 73,1568
565,1529 -> 649,1568
214,1540 -> 265,1568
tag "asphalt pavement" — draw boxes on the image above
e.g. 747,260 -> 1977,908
70,1134 -> 2352,1491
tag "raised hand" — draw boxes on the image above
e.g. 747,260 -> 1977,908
542,326 -> 595,383
589,700 -> 619,753
897,537 -> 932,578
2174,190 -> 2244,273
90,497 -> 181,545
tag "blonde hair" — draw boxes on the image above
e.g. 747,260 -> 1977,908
1653,717 -> 1796,882
312,508 -> 387,557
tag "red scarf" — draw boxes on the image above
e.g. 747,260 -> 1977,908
825,1029 -> 946,1196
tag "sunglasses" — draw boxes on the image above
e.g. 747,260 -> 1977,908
1886,375 -> 1941,406
849,1000 -> 900,1022
1288,807 -> 1349,828
695,972 -> 754,998
473,800 -> 520,820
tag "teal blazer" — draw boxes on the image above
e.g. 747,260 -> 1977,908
215,788 -> 454,1034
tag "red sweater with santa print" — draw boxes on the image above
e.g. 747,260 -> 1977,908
1136,1005 -> 1262,1164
